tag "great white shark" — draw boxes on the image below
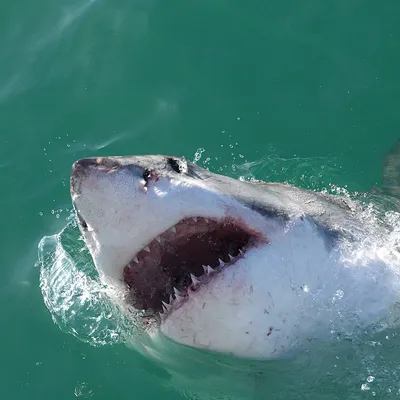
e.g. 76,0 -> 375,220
69,149 -> 400,360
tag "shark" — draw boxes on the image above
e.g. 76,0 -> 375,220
69,149 -> 400,360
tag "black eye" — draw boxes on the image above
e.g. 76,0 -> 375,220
167,157 -> 182,173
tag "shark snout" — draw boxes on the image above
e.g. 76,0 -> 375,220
72,157 -> 121,174
70,157 -> 122,195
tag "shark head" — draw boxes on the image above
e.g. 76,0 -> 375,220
70,155 -> 398,359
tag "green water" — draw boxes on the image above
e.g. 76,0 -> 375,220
2,0 -> 400,398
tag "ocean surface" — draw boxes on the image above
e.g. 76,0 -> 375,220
2,1 -> 400,399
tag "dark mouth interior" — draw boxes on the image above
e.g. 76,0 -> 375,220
123,217 -> 258,314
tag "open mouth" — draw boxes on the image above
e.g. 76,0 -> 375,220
123,217 -> 263,317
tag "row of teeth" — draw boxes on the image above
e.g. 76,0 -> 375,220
132,218 -> 213,262
159,248 -> 244,319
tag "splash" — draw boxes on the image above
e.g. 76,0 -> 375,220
38,216 -> 136,347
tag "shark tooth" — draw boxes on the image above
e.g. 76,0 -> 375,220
207,265 -> 215,275
239,248 -> 244,255
228,253 -> 234,261
159,312 -> 165,321
202,265 -> 208,274
218,258 -> 225,266
204,218 -> 209,223
192,217 -> 198,222
169,294 -> 174,304
173,287 -> 184,301
143,246 -> 151,252
162,301 -> 171,312
190,274 -> 200,286
133,256 -> 139,263
155,236 -> 162,243
170,226 -> 177,233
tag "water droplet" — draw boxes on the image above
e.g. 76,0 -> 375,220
74,382 -> 93,397
193,148 -> 205,163
335,289 -> 344,299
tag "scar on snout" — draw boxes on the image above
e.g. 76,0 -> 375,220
267,327 -> 273,337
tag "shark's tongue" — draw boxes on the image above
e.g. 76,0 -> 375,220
123,217 -> 256,313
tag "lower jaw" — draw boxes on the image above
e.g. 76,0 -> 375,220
125,251 -> 246,319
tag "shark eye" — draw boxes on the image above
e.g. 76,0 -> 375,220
168,157 -> 188,174
167,157 -> 182,173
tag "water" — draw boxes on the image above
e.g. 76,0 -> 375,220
2,0 -> 400,398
